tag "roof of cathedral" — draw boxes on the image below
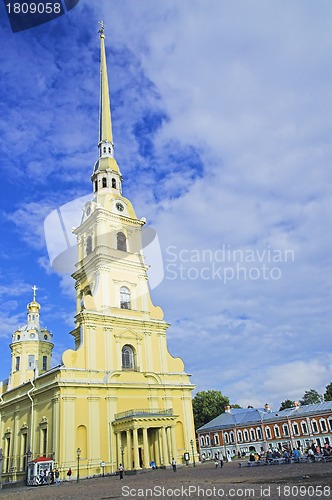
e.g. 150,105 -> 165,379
198,402 -> 332,431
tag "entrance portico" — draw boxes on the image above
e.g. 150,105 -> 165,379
113,409 -> 177,469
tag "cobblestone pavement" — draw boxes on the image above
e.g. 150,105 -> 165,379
0,460 -> 331,499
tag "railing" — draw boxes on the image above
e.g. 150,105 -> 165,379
114,408 -> 173,420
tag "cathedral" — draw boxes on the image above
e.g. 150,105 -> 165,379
0,25 -> 196,482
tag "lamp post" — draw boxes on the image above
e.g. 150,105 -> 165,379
100,461 -> 105,477
76,448 -> 81,483
190,439 -> 195,467
120,445 -> 124,467
0,448 -> 3,489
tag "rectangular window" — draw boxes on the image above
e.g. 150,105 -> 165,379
282,424 -> 289,437
320,420 -> 327,432
42,356 -> 47,371
312,421 -> 318,433
244,430 -> 249,441
22,433 -> 27,471
5,437 -> 11,473
256,428 -> 262,439
214,434 -> 219,445
274,426 -> 280,438
42,429 -> 47,457
265,427 -> 271,439
15,356 -> 20,371
28,355 -> 35,369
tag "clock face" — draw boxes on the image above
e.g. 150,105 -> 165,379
30,333 -> 35,339
116,202 -> 124,212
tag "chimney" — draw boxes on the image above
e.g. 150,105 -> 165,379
264,403 -> 271,412
225,405 -> 231,413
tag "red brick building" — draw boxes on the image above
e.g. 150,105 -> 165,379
197,402 -> 332,460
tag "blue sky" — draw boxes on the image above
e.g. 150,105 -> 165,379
0,0 -> 331,409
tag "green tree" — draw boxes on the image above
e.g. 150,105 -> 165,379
299,389 -> 323,406
279,399 -> 294,411
324,382 -> 332,401
193,390 -> 230,430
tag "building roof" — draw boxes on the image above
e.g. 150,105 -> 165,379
198,402 -> 332,432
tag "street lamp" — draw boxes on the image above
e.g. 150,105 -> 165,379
0,448 -> 3,490
76,447 -> 81,483
120,445 -> 124,466
190,439 -> 196,467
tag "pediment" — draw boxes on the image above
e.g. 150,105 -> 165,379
114,328 -> 144,342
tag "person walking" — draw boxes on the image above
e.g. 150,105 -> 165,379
55,469 -> 60,486
67,468 -> 72,480
118,463 -> 124,479
171,458 -> 177,472
220,456 -> 224,468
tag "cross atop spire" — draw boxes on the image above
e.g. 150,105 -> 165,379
32,285 -> 38,302
98,20 -> 106,38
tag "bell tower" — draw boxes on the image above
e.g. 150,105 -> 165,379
9,286 -> 53,388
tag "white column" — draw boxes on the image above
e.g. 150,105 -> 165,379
161,427 -> 168,465
133,428 -> 140,469
142,427 -> 150,468
126,429 -> 132,470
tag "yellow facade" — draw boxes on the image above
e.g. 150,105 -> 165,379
0,26 -> 196,482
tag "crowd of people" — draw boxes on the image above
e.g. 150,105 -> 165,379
244,442 -> 332,464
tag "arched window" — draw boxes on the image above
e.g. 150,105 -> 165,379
102,177 -> 107,188
86,236 -> 92,255
320,419 -> 327,432
122,344 -> 135,369
292,423 -> 300,435
301,420 -> 308,434
274,425 -> 280,438
112,178 -> 116,189
108,147 -> 112,153
230,431 -> 235,443
265,427 -> 271,439
94,180 -> 98,192
117,232 -> 127,252
328,418 -> 332,432
200,436 -> 205,447
282,424 -> 289,437
120,286 -> 131,309
103,146 -> 106,153
237,431 -> 243,443
205,435 -> 210,446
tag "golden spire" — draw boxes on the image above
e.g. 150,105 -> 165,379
98,21 -> 114,156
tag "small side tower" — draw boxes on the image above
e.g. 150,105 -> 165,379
9,286 -> 53,388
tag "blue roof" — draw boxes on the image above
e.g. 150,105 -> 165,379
198,402 -> 332,432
